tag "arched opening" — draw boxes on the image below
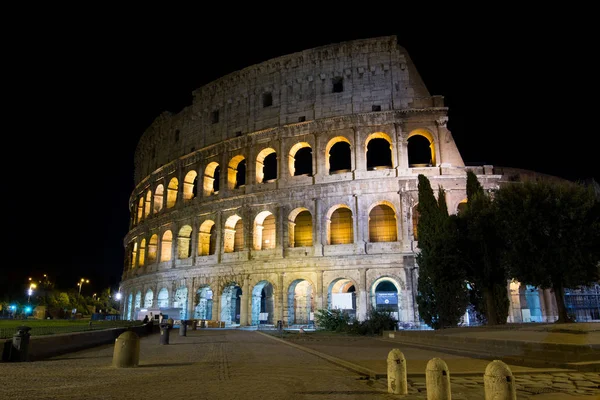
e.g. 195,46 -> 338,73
173,287 -> 188,320
154,184 -> 164,214
138,239 -> 146,266
221,284 -> 242,326
256,148 -> 277,183
369,203 -> 397,242
224,215 -> 242,253
194,286 -> 213,320
288,208 -> 313,247
144,191 -> 152,218
134,291 -> 142,313
457,199 -> 468,215
326,137 -> 351,174
228,155 -> 246,189
160,230 -> 172,262
177,225 -> 193,259
288,280 -> 314,326
407,131 -> 436,167
137,198 -> 144,223
366,133 -> 393,170
289,142 -> 312,176
203,162 -> 220,196
253,211 -> 276,250
328,206 -> 353,245
371,278 -> 400,321
130,242 -> 137,269
126,294 -> 133,320
157,288 -> 169,308
183,170 -> 198,202
167,178 -> 178,208
148,234 -> 158,263
328,278 -> 356,320
144,289 -> 153,308
251,281 -> 274,325
198,220 -> 216,256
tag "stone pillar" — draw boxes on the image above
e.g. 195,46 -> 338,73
353,127 -> 363,173
215,212 -> 222,263
240,276 -> 250,326
313,198 -> 323,255
171,227 -> 177,269
277,273 -> 285,324
316,270 -> 324,311
357,268 -> 368,321
186,279 -> 195,321
191,220 -> 198,264
212,286 -> 221,323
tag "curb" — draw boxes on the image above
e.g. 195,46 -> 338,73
255,331 -> 379,379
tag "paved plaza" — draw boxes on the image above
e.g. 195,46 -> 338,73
1,327 -> 599,399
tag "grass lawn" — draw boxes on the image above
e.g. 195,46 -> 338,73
0,319 -> 142,339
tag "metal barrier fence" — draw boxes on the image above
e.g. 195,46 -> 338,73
0,321 -> 143,339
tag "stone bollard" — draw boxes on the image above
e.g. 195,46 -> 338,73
179,320 -> 187,336
10,326 -> 32,362
426,357 -> 451,400
191,320 -> 197,331
112,331 -> 140,368
484,360 -> 516,400
387,348 -> 408,395
159,322 -> 170,345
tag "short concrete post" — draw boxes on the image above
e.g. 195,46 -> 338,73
426,357 -> 451,400
387,348 -> 408,395
112,331 -> 140,368
483,360 -> 516,400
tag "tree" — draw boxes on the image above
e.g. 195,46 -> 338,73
458,171 -> 509,325
495,179 -> 600,323
415,174 -> 469,329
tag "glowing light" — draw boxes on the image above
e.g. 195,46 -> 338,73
115,292 -> 122,300
24,306 -> 32,313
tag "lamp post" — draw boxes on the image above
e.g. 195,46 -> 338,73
27,283 -> 36,303
77,278 -> 90,296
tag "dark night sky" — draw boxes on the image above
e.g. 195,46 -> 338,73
3,13 -> 596,300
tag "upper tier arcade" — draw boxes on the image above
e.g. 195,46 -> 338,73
134,36 -> 441,184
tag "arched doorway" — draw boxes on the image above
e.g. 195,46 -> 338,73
328,278 -> 356,320
288,280 -> 314,326
251,281 -> 274,325
371,278 -> 400,322
194,286 -> 213,320
221,284 -> 242,326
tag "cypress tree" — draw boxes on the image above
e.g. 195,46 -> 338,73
416,175 -> 468,329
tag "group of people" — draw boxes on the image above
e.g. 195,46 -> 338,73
142,312 -> 163,324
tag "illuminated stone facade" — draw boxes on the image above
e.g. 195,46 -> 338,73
120,36 -> 558,326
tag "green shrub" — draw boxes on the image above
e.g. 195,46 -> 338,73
315,307 -> 397,335
315,309 -> 352,331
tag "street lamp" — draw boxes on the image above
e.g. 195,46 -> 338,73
27,283 -> 37,303
77,278 -> 90,296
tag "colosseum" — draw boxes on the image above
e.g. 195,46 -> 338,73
120,35 -> 562,327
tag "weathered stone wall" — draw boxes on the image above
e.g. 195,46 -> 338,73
120,36 -> 501,327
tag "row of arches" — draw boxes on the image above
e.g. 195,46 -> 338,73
126,202 -> 399,268
132,132 -> 435,226
122,276 -> 405,326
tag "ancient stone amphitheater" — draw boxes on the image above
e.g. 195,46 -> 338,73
120,35 -> 559,327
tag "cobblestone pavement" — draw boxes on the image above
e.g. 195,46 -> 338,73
1,329 -> 599,399
260,330 -> 600,399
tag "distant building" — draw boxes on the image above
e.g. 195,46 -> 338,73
120,36 -> 580,327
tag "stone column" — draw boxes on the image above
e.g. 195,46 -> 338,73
186,279 -> 195,321
316,270 -> 324,311
313,198 -> 323,256
212,286 -> 221,323
357,268 -> 368,321
240,276 -> 250,326
277,273 -> 285,324
171,226 -> 177,269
